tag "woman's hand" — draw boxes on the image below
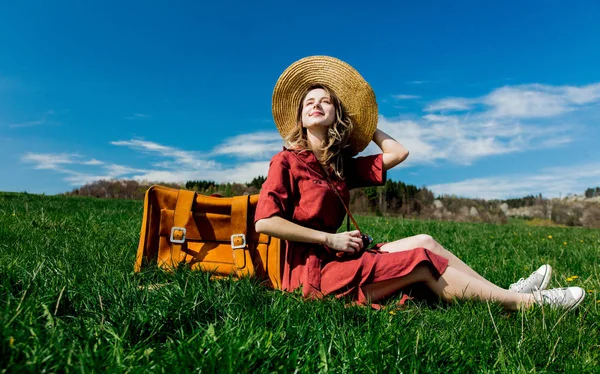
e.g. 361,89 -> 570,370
325,230 -> 364,254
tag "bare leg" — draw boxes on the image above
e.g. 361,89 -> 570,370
379,234 -> 504,290
430,266 -> 534,309
361,264 -> 534,310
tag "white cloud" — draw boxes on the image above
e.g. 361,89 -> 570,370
426,82 -> 600,119
367,113 -> 573,166
215,161 -> 270,183
109,136 -> 276,183
539,136 -> 573,148
63,172 -> 121,186
392,94 -> 421,100
484,85 -> 569,118
428,162 -> 600,199
425,98 -> 474,112
112,139 -> 172,153
210,131 -> 283,158
111,139 -> 216,169
22,135 -> 278,187
421,114 -> 454,122
10,119 -> 47,128
379,81 -> 600,167
82,159 -> 104,166
368,117 -> 446,164
21,153 -> 78,170
21,152 -> 149,185
105,164 -> 147,176
9,109 -> 56,128
564,82 -> 600,104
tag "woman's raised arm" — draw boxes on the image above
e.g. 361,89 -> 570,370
372,129 -> 409,171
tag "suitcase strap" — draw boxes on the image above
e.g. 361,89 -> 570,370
171,189 -> 196,265
231,195 -> 256,277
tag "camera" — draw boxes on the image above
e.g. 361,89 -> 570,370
361,234 -> 373,250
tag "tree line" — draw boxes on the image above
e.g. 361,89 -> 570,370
63,179 -> 600,227
585,187 -> 600,198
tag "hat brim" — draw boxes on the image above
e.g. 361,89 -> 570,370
272,56 -> 378,155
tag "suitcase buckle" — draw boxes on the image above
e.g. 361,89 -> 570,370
170,227 -> 187,244
231,234 -> 246,249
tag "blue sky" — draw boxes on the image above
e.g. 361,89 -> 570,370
1,1 -> 600,199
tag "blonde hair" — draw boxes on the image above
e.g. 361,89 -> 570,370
285,84 -> 354,179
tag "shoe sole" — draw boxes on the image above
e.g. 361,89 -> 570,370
538,264 -> 552,291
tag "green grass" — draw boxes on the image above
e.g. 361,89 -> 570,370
1,191 -> 599,373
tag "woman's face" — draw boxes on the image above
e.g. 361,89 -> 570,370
301,88 -> 336,130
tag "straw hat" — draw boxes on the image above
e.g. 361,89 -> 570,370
272,55 -> 378,155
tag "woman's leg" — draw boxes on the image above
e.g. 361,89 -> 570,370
361,264 -> 534,310
379,234 -> 503,290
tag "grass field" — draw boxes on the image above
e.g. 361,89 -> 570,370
1,191 -> 599,373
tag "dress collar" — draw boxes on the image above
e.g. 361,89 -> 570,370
284,146 -> 337,180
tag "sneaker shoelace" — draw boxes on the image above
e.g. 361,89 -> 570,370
538,288 -> 568,305
512,277 -> 526,288
512,276 -> 539,291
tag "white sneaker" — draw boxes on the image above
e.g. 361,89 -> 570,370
509,264 -> 552,293
533,287 -> 586,310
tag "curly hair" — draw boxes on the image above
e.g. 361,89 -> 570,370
284,84 -> 354,179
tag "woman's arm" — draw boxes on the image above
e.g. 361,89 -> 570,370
255,216 -> 364,253
372,129 -> 409,171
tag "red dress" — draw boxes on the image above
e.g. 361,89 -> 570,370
254,148 -> 448,305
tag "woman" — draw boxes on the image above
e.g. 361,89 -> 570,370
255,56 -> 585,311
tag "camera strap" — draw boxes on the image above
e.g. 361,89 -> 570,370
288,151 -> 362,234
